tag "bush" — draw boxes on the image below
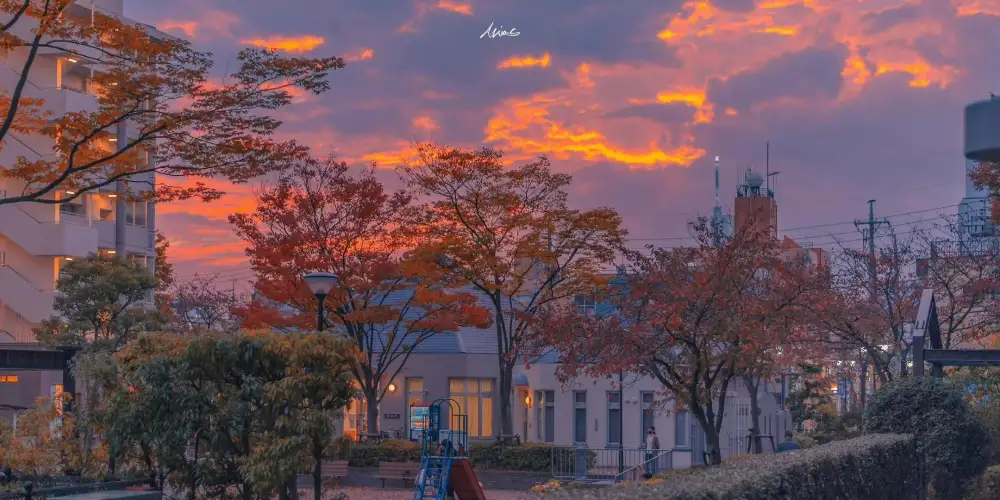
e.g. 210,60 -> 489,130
339,440 -> 421,467
966,465 -> 1000,500
544,434 -> 920,500
864,377 -> 990,500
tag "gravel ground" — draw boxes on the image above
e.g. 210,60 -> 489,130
304,487 -> 539,499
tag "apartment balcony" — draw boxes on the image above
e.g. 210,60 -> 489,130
0,204 -> 98,257
0,265 -> 56,323
43,86 -> 100,116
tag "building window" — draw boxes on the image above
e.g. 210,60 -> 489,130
124,200 -> 147,227
128,253 -> 148,268
675,410 -> 689,449
641,392 -> 655,446
607,392 -> 621,446
573,391 -> 587,445
574,294 -> 597,316
0,375 -> 18,383
533,390 -> 556,443
60,201 -> 85,216
544,390 -> 555,443
406,378 -> 424,435
345,396 -> 367,440
448,378 -> 494,439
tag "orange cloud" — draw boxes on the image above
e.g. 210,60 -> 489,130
347,48 -> 375,62
158,20 -> 197,38
412,116 -> 439,131
485,94 -> 705,168
156,10 -> 240,40
242,35 -> 325,53
436,0 -> 472,15
497,53 -> 552,70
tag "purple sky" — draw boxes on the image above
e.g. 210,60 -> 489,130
125,0 -> 1000,287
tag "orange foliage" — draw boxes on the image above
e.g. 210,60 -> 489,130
230,156 -> 489,432
398,143 -> 628,436
539,218 -> 823,464
0,1 -> 342,205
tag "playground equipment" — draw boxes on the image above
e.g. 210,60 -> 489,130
412,399 -> 486,500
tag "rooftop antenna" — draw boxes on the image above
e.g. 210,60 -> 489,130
765,142 -> 770,192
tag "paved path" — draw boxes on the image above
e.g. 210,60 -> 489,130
297,467 -> 550,491
300,487 -> 537,499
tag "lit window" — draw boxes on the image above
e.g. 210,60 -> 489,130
0,375 -> 18,383
448,378 -> 494,439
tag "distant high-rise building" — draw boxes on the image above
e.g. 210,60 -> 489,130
709,156 -> 734,244
733,168 -> 777,239
961,96 -> 1000,240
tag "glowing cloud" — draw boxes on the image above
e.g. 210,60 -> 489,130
436,0 -> 472,15
412,116 -> 439,130
497,53 -> 552,70
158,20 -> 197,38
347,48 -> 375,61
242,35 -> 325,53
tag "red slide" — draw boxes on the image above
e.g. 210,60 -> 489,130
449,459 -> 487,500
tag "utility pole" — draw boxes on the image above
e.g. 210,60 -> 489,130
853,200 -> 890,409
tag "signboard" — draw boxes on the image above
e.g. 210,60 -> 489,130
410,406 -> 429,430
384,413 -> 401,420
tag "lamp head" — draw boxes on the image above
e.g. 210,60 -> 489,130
303,272 -> 340,296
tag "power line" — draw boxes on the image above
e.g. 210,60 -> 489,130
625,203 -> 960,243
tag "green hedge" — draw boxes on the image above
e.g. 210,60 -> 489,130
864,377 -> 990,500
546,434 -> 920,500
325,438 -> 590,472
967,465 -> 1000,500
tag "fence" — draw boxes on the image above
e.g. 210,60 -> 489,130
550,447 -> 680,482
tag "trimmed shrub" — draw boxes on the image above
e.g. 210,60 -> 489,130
863,377 -> 990,500
966,464 -> 1000,500
543,434 -> 920,500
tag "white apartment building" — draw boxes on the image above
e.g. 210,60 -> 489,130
0,0 -> 173,411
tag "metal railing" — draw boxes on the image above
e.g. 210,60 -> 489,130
551,446 -> 678,482
612,449 -> 676,483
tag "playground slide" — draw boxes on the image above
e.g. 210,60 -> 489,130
449,459 -> 487,500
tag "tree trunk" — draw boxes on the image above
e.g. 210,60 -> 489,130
859,358 -> 868,409
498,360 -> 514,440
705,428 -> 723,465
365,388 -> 380,437
313,445 -> 323,500
743,376 -> 763,454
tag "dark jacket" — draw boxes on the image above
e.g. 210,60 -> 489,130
776,440 -> 801,453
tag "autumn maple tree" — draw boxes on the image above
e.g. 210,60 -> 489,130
169,273 -> 244,334
540,220 -> 818,465
809,229 -> 922,405
232,156 -> 489,435
912,219 -> 1000,349
0,0 -> 342,205
399,143 -> 628,439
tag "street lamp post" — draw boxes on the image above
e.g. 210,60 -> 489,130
303,272 -> 340,331
618,368 -> 624,478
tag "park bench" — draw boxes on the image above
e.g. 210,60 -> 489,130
376,462 -> 420,488
321,460 -> 349,486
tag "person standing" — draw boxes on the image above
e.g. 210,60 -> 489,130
644,427 -> 661,477
776,431 -> 801,453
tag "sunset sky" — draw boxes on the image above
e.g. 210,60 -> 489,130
127,0 -> 1000,288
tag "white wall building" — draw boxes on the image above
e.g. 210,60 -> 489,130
0,0 -> 172,412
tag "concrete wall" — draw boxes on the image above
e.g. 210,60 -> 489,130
0,369 -> 64,423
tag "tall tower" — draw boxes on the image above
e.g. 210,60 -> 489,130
734,167 -> 778,239
709,156 -> 733,244
961,96 -> 1000,241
